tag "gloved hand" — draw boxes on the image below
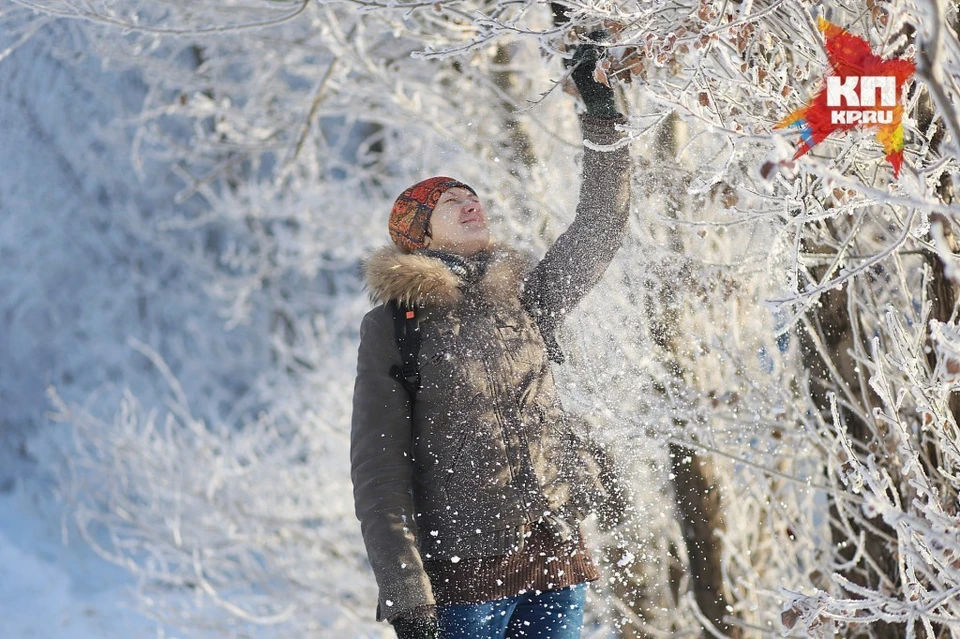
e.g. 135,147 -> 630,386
567,30 -> 620,119
392,614 -> 439,639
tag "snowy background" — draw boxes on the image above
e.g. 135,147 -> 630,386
0,18 -> 200,638
3,1 -> 960,638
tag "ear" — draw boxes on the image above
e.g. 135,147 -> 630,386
422,223 -> 432,248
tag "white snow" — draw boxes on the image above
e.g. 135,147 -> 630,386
0,488 -> 170,639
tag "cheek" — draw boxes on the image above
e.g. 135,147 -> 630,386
430,207 -> 458,237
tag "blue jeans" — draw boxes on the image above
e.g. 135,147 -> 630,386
436,583 -> 587,638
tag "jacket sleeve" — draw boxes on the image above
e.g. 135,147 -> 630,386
350,307 -> 435,622
521,114 -> 632,359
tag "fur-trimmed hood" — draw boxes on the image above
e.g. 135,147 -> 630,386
362,244 -> 532,308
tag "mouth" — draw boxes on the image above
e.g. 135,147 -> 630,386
461,215 -> 483,225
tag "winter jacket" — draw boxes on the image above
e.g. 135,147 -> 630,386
350,114 -> 631,622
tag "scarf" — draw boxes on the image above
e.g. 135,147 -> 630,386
417,248 -> 492,284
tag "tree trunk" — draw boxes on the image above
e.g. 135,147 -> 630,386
918,87 -> 960,463
650,112 -> 740,638
797,254 -> 903,639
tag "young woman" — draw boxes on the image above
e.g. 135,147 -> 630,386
351,40 -> 632,639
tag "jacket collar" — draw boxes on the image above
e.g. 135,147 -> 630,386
362,244 -> 531,308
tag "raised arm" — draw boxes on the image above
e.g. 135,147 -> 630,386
521,114 -> 631,361
350,308 -> 434,622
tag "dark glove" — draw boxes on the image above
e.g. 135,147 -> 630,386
392,614 -> 439,639
567,30 -> 620,119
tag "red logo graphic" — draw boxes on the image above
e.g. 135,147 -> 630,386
775,18 -> 915,177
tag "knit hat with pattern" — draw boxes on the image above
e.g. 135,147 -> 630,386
389,176 -> 476,252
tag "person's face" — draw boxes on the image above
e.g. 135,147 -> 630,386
425,187 -> 491,255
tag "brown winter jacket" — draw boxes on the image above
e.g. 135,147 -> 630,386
350,114 -> 631,622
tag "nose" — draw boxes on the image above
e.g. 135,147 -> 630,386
463,199 -> 479,213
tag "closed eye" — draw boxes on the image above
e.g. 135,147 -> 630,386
441,194 -> 478,205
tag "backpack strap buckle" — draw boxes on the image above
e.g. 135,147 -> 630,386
390,301 -> 422,398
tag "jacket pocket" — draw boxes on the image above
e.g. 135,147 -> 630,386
413,417 -> 469,476
493,317 -> 530,349
441,425 -> 512,492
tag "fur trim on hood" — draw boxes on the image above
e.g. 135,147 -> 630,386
362,244 -> 532,308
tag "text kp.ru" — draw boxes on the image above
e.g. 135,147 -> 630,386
827,76 -> 895,125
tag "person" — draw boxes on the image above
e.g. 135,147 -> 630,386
351,35 -> 632,639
